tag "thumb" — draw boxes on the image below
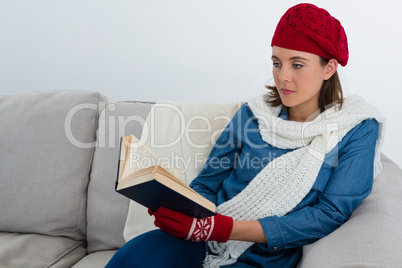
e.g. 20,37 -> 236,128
148,208 -> 154,216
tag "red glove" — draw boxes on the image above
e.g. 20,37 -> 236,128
150,207 -> 233,242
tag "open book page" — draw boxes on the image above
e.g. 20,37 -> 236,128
119,135 -> 180,182
119,136 -> 135,181
118,136 -> 129,181
153,166 -> 199,195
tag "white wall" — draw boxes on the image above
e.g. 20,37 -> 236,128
1,0 -> 401,168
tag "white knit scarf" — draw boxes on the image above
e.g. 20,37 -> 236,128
203,94 -> 386,268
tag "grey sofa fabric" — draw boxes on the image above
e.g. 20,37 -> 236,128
72,250 -> 117,268
298,154 -> 402,267
86,101 -> 153,253
0,232 -> 87,268
0,90 -> 105,241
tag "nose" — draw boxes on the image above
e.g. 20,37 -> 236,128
277,66 -> 291,83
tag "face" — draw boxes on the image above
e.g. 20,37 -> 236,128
271,46 -> 336,119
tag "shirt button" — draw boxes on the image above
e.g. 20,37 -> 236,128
273,247 -> 278,251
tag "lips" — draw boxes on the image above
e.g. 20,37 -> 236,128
280,89 -> 295,95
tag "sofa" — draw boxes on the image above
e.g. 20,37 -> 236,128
0,89 -> 401,268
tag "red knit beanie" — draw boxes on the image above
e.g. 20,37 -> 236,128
271,3 -> 349,66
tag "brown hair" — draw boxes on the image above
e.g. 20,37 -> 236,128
264,57 -> 343,111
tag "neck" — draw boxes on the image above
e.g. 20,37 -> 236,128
287,105 -> 320,122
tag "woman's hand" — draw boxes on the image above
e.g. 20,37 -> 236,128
149,207 -> 233,242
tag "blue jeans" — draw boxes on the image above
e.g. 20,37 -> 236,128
106,229 -> 302,267
106,230 -> 206,268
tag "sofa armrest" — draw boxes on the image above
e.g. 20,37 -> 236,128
298,154 -> 402,267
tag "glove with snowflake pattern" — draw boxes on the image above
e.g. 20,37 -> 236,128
150,207 -> 233,242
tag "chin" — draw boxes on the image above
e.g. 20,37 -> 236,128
279,96 -> 298,108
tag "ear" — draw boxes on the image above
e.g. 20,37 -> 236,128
323,58 -> 338,80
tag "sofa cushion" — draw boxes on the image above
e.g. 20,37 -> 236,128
298,154 -> 402,267
0,232 -> 87,268
86,101 -> 153,253
0,90 -> 105,240
123,100 -> 241,242
72,250 -> 117,268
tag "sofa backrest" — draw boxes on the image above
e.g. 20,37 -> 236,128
0,90 -> 104,241
85,101 -> 153,253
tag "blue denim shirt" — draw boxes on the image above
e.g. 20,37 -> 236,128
190,103 -> 379,267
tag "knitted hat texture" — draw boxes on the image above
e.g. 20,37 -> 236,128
271,3 -> 349,66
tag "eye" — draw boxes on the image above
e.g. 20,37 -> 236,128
272,62 -> 281,68
293,63 -> 303,69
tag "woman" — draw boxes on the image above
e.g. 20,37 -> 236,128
107,3 -> 384,267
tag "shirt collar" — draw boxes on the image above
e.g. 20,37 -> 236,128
279,106 -> 289,120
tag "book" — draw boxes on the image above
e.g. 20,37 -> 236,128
115,134 -> 216,219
